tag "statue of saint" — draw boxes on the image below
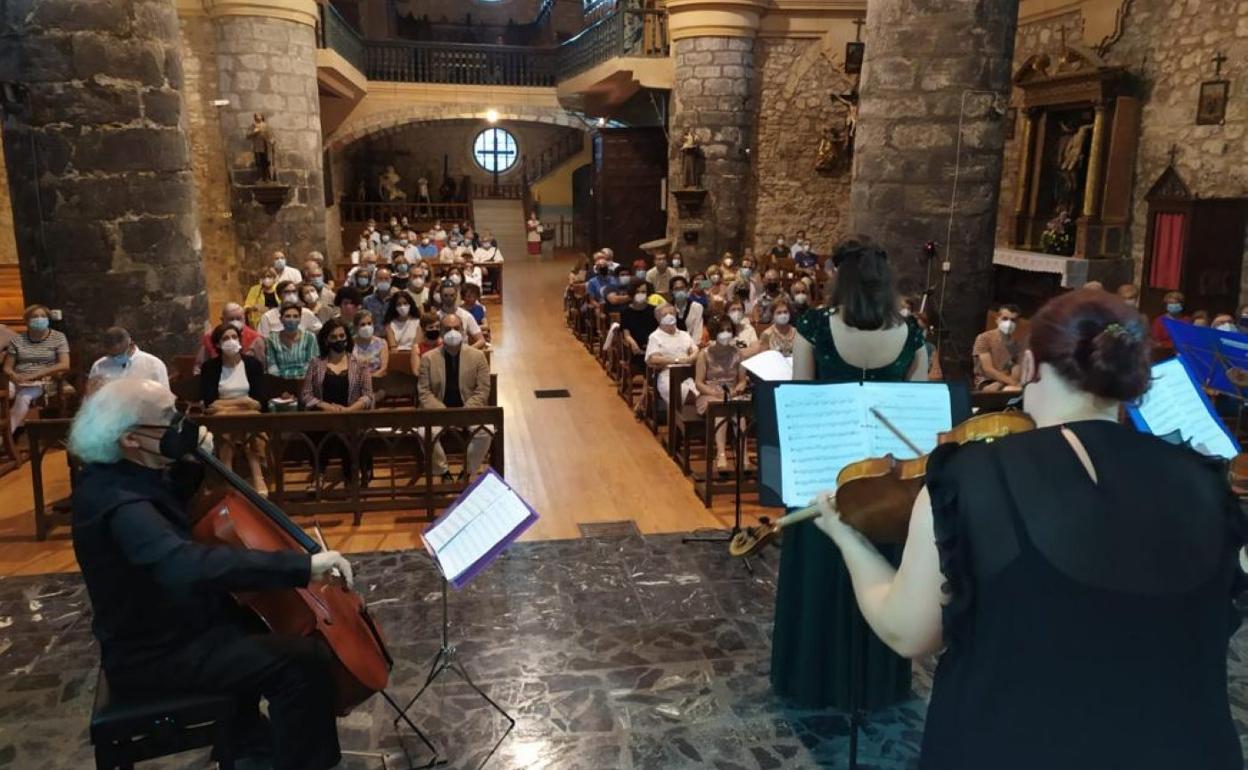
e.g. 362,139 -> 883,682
832,91 -> 858,157
1057,122 -> 1093,209
815,125 -> 843,172
680,129 -> 703,189
248,113 -> 276,182
378,165 -> 407,202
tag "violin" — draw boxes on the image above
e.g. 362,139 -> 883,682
729,411 -> 1036,558
190,446 -> 391,716
1229,452 -> 1248,497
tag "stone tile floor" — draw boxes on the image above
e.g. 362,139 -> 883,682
0,532 -> 1245,769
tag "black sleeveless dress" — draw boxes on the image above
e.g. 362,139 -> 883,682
922,420 -> 1244,769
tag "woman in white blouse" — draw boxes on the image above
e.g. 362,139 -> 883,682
384,290 -> 421,353
199,323 -> 269,494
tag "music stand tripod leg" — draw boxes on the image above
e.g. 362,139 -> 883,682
380,689 -> 446,768
681,401 -> 755,575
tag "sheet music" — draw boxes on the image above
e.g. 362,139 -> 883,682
776,382 -> 953,507
1132,358 -> 1239,460
742,350 -> 794,381
423,472 -> 535,584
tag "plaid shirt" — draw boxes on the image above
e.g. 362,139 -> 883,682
265,330 -> 318,378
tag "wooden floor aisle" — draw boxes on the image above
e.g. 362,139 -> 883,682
0,251 -> 765,576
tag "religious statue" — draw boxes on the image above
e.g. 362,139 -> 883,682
679,129 -> 704,189
355,179 -> 367,202
378,165 -> 407,202
833,91 -> 858,155
248,113 -> 276,182
439,175 -> 456,202
815,125 -> 845,172
1056,121 -> 1093,209
416,176 -> 432,215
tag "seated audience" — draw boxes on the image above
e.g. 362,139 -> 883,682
473,233 -> 503,263
726,299 -> 758,350
195,303 -> 263,373
5,305 -> 70,438
1192,309 -> 1211,327
1213,313 -> 1236,332
417,315 -> 493,481
718,252 -> 737,284
301,319 -> 374,484
645,304 -> 698,408
694,315 -> 750,472
461,284 -> 487,331
391,256 -> 412,291
1151,291 -> 1188,346
87,327 -> 169,395
586,256 -> 615,304
790,279 -> 813,321
415,310 -> 443,359
302,266 -> 336,323
669,275 -> 705,344
646,253 -> 675,294
384,291 -> 420,352
769,235 -> 790,266
462,258 -> 484,289
1116,283 -> 1139,308
199,322 -> 268,494
621,282 -> 660,369
351,310 -> 389,379
758,299 -> 798,356
706,266 -> 731,302
334,286 -> 363,332
690,272 -> 711,305
603,266 -> 634,311
243,267 -> 280,328
434,283 -> 486,347
265,302 -> 319,378
271,250 -> 302,285
752,269 -> 790,325
257,281 -> 321,337
363,267 -> 396,321
670,252 -> 689,280
973,303 -> 1023,391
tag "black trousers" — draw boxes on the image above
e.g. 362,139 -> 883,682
108,623 -> 341,770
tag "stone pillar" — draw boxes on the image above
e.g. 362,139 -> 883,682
0,0 -> 208,362
209,0 -> 326,277
849,0 -> 1019,378
666,0 -> 764,271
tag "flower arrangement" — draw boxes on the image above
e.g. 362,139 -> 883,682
1040,209 -> 1076,256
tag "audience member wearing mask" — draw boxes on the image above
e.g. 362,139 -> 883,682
1150,291 -> 1188,347
266,302 -> 319,379
257,281 -> 322,337
769,236 -> 789,265
304,263 -> 336,320
1115,283 -> 1139,308
301,318 -> 375,485
196,303 -> 264,374
363,268 -> 396,321
1213,314 -> 1236,333
417,315 -> 494,482
431,222 -> 449,249
5,305 -> 70,439
415,311 -> 443,358
351,310 -> 389,379
473,233 -> 503,263
347,254 -> 378,290
390,257 -> 411,292
718,252 -> 738,283
725,299 -> 758,350
736,257 -> 762,308
272,250 -> 302,285
460,284 -> 487,330
620,282 -> 660,367
384,291 -> 421,353
758,299 -> 798,357
789,280 -> 813,322
1192,310 -> 1211,328
435,284 -> 486,348
200,322 -> 268,494
334,287 -> 363,333
462,259 -> 484,289
1236,304 -> 1248,334
752,269 -> 790,325
243,268 -> 281,328
87,327 -> 169,396
670,252 -> 689,280
604,266 -> 635,310
690,273 -> 711,306
645,304 -> 698,409
972,304 -> 1023,392
668,275 -> 705,345
706,266 -> 731,302
789,230 -> 808,259
414,236 -> 436,262
407,272 -> 430,308
646,253 -> 675,295
586,258 -> 615,305
694,315 -> 750,473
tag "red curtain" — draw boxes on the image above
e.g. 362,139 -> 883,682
1148,212 -> 1186,289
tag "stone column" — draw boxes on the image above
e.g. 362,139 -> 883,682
0,0 -> 208,362
666,0 -> 764,271
849,0 -> 1019,378
209,0 -> 326,277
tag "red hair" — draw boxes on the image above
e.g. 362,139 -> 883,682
1029,289 -> 1152,401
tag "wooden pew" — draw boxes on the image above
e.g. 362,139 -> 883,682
0,264 -> 25,331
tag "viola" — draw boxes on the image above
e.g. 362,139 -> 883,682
729,411 -> 1036,558
190,446 -> 391,716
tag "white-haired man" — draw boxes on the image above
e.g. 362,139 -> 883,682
69,379 -> 351,770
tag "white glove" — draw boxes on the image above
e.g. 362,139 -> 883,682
197,425 -> 214,455
310,550 -> 354,589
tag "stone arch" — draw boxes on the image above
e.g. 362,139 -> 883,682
327,103 -> 588,152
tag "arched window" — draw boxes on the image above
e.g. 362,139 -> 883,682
473,128 -> 518,173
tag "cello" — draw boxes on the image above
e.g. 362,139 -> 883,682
189,443 -> 391,716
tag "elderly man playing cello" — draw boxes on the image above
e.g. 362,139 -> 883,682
69,379 -> 352,770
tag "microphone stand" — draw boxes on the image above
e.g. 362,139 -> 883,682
682,381 -> 753,575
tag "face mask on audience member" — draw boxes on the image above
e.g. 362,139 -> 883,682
328,339 -> 348,353
283,291 -> 298,304
303,289 -> 318,306
395,302 -> 411,318
716,331 -> 734,346
1166,302 -> 1183,315
396,263 -> 410,274
282,317 -> 300,332
773,312 -> 790,326
274,257 -> 286,271
633,292 -> 648,305
220,338 -> 243,356
443,329 -> 464,348
441,292 -> 457,308
596,265 -> 609,276
765,281 -> 780,294
424,327 -> 440,340
310,276 -> 325,289
618,273 -> 631,284
357,324 -> 374,339
998,318 -> 1016,335
228,319 -> 245,331
793,292 -> 808,306
381,235 -> 391,244
900,306 -> 912,318
262,277 -> 274,290
1217,322 -> 1236,332
673,289 -> 689,302
413,278 -> 426,291
722,258 -> 733,269
660,314 -> 677,328
728,310 -> 744,325
356,275 -> 371,289
673,258 -> 683,268
450,274 -> 462,286
28,316 -> 50,332
376,281 -> 391,294
740,268 -> 753,280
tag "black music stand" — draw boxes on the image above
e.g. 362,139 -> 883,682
682,387 -> 755,575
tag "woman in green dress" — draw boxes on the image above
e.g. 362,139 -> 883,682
771,240 -> 929,709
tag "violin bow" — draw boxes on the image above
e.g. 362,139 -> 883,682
868,407 -> 924,457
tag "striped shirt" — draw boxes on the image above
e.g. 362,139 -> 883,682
6,330 -> 69,375
265,330 -> 318,378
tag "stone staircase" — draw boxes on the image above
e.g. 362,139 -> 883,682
520,130 -> 584,187
472,198 -> 528,261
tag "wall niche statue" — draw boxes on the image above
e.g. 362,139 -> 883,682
679,129 -> 705,189
249,113 -> 276,183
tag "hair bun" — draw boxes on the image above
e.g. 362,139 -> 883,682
1084,320 -> 1150,401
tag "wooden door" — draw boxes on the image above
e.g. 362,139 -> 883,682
593,128 -> 667,260
1184,200 -> 1247,316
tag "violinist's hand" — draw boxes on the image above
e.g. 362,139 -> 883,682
811,490 -> 850,543
310,550 -> 354,589
197,425 -> 214,455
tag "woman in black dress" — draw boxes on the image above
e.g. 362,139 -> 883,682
813,289 -> 1244,769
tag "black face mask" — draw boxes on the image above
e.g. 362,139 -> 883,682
328,339 -> 348,353
424,329 -> 441,340
137,414 -> 200,461
596,267 -> 609,276
765,282 -> 780,293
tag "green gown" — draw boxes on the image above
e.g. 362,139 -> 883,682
770,307 -> 926,710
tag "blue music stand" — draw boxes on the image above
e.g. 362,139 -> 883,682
1163,318 -> 1248,438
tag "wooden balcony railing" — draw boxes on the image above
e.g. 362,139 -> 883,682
556,9 -> 668,80
317,3 -> 365,73
364,40 -> 558,87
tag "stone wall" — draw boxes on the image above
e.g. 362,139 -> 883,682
348,119 -> 580,196
1000,1 -> 1248,303
668,36 -> 756,270
0,0 -> 208,362
747,37 -> 855,256
214,14 -> 327,289
0,135 -> 17,265
180,13 -> 240,318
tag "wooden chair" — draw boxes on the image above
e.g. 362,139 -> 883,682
600,312 -> 621,377
616,331 -> 646,407
694,399 -> 758,508
0,369 -> 20,473
641,362 -> 666,436
667,363 -> 705,471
